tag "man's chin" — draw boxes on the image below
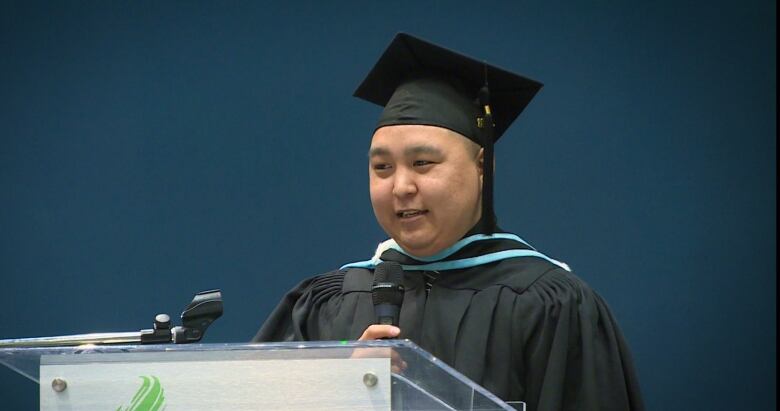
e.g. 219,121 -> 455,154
394,235 -> 440,258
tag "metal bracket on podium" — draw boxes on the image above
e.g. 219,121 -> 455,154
0,289 -> 222,348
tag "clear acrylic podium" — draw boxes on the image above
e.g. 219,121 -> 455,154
0,340 -> 522,410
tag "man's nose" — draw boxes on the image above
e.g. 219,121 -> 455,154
392,168 -> 418,197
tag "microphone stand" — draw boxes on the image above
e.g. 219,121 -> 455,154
0,289 -> 223,348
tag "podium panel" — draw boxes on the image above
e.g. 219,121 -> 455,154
41,354 -> 390,410
1,340 -> 523,410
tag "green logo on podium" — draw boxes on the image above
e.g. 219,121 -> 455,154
116,375 -> 165,411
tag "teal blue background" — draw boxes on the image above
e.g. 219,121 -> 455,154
1,1 -> 775,409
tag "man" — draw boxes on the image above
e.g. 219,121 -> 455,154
253,33 -> 644,410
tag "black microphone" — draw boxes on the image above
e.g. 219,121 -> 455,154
372,261 -> 405,327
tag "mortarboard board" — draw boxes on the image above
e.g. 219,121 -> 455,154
354,33 -> 543,233
354,32 -> 543,145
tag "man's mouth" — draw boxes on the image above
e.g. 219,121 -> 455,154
396,209 -> 428,218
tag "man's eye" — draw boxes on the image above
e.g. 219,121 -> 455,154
413,160 -> 434,167
373,163 -> 392,170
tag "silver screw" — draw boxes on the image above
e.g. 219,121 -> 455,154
51,378 -> 67,393
363,372 -> 378,388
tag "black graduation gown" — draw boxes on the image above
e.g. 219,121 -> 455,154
252,236 -> 644,411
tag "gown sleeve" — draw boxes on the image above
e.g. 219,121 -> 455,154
251,269 -> 375,342
251,276 -> 315,342
517,268 -> 644,411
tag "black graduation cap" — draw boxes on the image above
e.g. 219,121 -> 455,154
353,33 -> 543,233
354,32 -> 542,144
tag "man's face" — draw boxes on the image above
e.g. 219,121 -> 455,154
369,124 -> 483,257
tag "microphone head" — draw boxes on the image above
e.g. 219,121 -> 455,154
372,261 -> 405,306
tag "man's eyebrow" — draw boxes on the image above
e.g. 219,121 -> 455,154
405,145 -> 443,156
368,144 -> 444,158
368,147 -> 390,158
